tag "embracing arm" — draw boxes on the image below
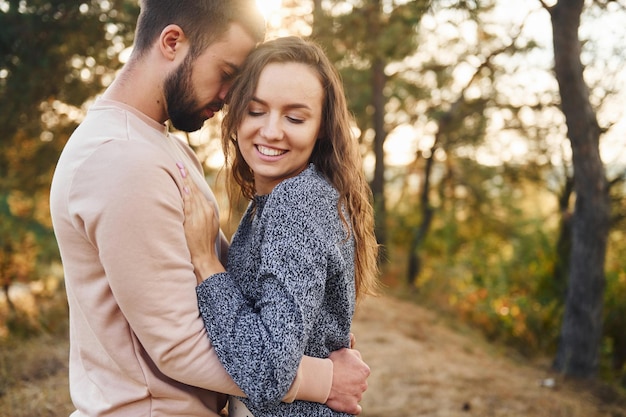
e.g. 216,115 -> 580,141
181,170 -> 335,405
78,142 -> 244,396
182,172 -> 369,413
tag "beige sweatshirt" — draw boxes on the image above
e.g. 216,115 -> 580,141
49,99 -> 332,417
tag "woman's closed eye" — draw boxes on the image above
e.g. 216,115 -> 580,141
246,110 -> 304,124
286,115 -> 305,124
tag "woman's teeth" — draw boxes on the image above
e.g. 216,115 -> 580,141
257,145 -> 286,156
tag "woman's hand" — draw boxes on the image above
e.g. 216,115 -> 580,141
177,162 -> 226,284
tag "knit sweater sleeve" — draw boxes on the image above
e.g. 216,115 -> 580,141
196,175 -> 337,408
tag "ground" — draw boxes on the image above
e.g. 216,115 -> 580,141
354,295 -> 626,417
1,291 -> 625,417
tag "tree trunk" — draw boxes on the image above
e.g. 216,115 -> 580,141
369,0 -> 388,254
550,0 -> 610,378
1,242 -> 16,313
406,149 -> 434,287
406,97 -> 461,286
553,174 -> 573,298
371,56 -> 387,252
311,0 -> 323,38
2,283 -> 15,313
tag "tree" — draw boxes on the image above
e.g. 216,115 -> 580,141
309,0 -> 430,255
394,1 -> 554,287
0,0 -> 138,302
541,0 -> 611,378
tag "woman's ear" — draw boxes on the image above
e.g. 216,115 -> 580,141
159,24 -> 187,61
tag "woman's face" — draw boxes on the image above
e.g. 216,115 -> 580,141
237,62 -> 324,195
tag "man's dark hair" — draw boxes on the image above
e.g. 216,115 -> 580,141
133,0 -> 265,59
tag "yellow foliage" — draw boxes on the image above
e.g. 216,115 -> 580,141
7,191 -> 34,218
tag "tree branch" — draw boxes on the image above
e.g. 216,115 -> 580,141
538,0 -> 554,12
608,169 -> 626,189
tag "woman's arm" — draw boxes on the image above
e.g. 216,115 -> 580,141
183,172 -> 328,406
181,167 -> 368,413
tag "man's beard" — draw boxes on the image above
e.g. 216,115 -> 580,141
164,56 -> 206,133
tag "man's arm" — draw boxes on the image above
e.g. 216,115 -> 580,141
83,142 -> 244,395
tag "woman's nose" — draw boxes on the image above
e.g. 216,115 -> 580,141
260,116 -> 283,140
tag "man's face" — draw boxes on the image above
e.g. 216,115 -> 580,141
164,23 -> 257,132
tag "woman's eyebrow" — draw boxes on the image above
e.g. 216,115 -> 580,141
250,96 -> 312,111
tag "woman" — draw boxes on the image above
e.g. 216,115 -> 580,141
182,36 -> 379,416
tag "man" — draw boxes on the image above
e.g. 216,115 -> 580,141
49,1 -> 369,416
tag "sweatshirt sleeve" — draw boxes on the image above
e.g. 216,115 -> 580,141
195,180 -> 337,408
74,140 -> 244,396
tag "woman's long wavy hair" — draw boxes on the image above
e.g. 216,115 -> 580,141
222,36 -> 379,299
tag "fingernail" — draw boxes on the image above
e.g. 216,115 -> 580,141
176,162 -> 187,178
184,186 -> 190,194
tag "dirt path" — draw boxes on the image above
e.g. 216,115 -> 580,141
2,291 -> 625,417
352,295 -> 625,417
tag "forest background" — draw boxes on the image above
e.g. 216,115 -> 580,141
0,0 -> 625,414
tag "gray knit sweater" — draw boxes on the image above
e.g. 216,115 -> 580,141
196,164 -> 355,416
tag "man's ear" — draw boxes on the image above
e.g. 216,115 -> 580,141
159,24 -> 187,61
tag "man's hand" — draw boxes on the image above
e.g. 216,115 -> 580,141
326,348 -> 370,414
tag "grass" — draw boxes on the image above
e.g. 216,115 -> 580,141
0,333 -> 72,417
0,281 -> 73,417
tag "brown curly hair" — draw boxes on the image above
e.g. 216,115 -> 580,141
222,36 -> 379,299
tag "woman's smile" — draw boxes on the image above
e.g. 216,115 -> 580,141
256,145 -> 287,157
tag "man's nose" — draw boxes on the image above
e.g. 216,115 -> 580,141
218,82 -> 231,101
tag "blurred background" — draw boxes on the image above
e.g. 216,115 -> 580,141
0,0 -> 625,415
